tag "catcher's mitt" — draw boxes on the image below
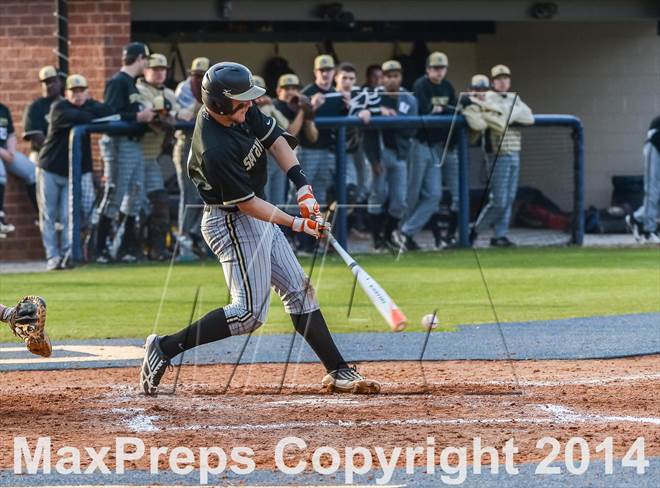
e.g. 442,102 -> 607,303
9,296 -> 51,357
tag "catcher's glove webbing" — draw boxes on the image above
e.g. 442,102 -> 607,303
8,296 -> 51,357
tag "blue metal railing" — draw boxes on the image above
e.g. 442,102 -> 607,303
68,114 -> 583,261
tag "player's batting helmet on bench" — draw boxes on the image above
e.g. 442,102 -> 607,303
201,62 -> 265,115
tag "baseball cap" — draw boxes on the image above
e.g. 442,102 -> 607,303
38,65 -> 58,82
122,42 -> 150,59
190,57 -> 210,74
253,75 -> 266,89
470,74 -> 490,89
314,54 -> 335,70
381,60 -> 402,73
491,64 -> 511,78
66,74 -> 88,90
277,73 -> 300,88
427,52 -> 449,68
147,53 -> 168,69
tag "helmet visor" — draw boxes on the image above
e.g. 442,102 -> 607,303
226,84 -> 265,101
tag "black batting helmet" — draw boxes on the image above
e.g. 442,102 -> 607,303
201,62 -> 265,115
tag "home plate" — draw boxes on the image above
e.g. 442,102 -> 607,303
0,344 -> 144,365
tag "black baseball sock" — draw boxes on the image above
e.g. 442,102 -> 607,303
122,215 -> 139,254
96,215 -> 112,255
159,307 -> 231,359
25,183 -> 38,211
0,183 -> 5,213
290,309 -> 348,372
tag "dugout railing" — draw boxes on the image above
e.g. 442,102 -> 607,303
68,114 -> 583,262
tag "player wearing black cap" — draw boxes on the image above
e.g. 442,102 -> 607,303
95,42 -> 155,263
140,62 -> 380,396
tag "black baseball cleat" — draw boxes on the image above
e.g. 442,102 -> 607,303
490,236 -> 516,247
140,334 -> 171,396
392,230 -> 420,251
322,365 -> 381,394
625,214 -> 643,242
95,250 -> 113,264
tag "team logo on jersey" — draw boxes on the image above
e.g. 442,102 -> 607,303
243,138 -> 264,170
431,96 -> 449,107
398,101 -> 411,114
129,93 -> 146,109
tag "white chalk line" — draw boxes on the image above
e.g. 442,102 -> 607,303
5,371 -> 657,399
151,372 -> 660,392
114,404 -> 660,434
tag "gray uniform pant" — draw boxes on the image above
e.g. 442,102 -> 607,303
475,152 -> 520,238
201,206 -> 319,336
367,147 -> 407,219
99,135 -> 144,218
442,148 -> 460,211
401,140 -> 443,236
37,170 -> 94,260
173,134 -> 203,237
297,147 -> 334,206
141,157 -> 165,213
0,151 -> 36,185
633,142 -> 660,233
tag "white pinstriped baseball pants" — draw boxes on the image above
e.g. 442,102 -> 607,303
201,206 -> 320,336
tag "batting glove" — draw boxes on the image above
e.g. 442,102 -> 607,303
291,216 -> 331,239
296,185 -> 320,219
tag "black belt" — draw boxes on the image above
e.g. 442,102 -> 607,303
204,205 -> 238,213
126,135 -> 143,142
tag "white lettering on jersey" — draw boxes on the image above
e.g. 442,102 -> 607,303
398,100 -> 411,114
243,138 -> 264,170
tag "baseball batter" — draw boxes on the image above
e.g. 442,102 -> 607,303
140,62 -> 380,395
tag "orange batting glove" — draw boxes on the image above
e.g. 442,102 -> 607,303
296,184 -> 320,218
291,216 -> 331,239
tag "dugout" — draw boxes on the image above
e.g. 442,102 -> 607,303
1,0 -> 658,260
132,0 -> 660,211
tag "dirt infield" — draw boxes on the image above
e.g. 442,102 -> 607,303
1,356 -> 658,472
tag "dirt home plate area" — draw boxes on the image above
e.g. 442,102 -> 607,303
1,356 -> 658,486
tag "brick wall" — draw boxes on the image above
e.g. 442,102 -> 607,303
0,0 -> 130,262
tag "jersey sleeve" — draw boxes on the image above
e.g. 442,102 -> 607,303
245,104 -> 285,148
22,102 -> 47,139
6,108 -> 14,135
203,146 -> 255,205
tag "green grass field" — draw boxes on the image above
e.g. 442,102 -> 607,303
0,247 -> 658,341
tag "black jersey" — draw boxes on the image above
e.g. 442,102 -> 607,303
0,103 -> 15,149
273,99 -> 298,122
187,105 -> 294,206
300,84 -> 346,149
412,75 -> 457,145
39,99 -> 114,176
22,97 -> 58,149
104,71 -> 145,123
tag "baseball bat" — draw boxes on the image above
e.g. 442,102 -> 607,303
327,232 -> 407,332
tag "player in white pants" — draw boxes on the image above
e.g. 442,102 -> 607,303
140,62 -> 380,396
